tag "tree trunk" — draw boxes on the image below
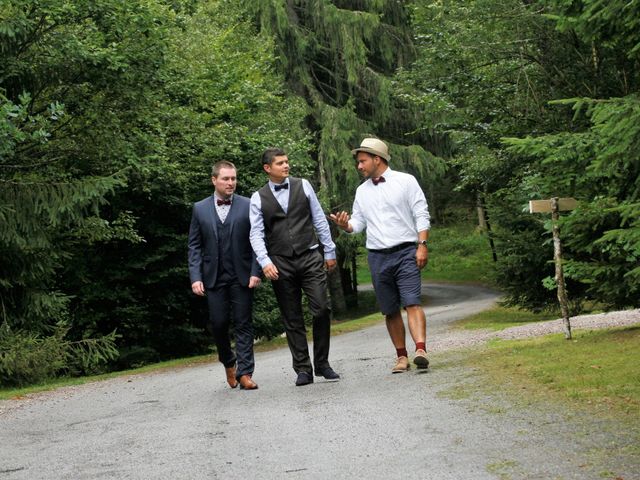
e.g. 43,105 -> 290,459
328,269 -> 347,315
552,197 -> 572,340
477,191 -> 498,262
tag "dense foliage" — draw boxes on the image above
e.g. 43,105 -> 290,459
400,0 -> 639,311
1,0 -> 637,386
1,0 -> 310,384
248,1 -> 447,305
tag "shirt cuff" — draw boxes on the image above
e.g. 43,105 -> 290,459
258,256 -> 273,269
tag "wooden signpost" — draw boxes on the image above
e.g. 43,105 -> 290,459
529,197 -> 577,340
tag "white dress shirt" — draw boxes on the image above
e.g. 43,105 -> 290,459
349,167 -> 430,250
214,194 -> 232,223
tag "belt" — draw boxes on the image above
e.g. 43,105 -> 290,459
368,242 -> 415,254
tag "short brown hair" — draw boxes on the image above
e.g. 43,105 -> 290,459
211,160 -> 236,177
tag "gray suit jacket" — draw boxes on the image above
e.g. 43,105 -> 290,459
188,194 -> 260,288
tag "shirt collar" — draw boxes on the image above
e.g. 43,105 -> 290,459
269,178 -> 290,190
369,166 -> 393,184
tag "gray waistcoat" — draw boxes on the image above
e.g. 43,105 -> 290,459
258,177 -> 317,257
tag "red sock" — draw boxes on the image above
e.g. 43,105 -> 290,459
416,342 -> 426,351
396,347 -> 408,358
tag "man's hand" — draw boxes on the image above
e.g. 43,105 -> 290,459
248,276 -> 262,288
325,258 -> 337,273
328,211 -> 353,232
191,281 -> 205,296
262,263 -> 279,281
416,244 -> 429,270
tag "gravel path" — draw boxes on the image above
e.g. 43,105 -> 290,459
429,308 -> 640,352
1,285 -> 638,480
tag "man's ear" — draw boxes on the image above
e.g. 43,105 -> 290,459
211,176 -> 216,186
263,164 -> 270,174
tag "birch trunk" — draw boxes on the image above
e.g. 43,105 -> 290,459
551,197 -> 572,340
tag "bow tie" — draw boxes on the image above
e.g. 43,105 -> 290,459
274,183 -> 289,192
371,176 -> 386,186
217,198 -> 232,206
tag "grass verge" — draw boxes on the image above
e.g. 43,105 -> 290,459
466,326 -> 640,417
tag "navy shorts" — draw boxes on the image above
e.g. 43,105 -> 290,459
368,244 -> 422,315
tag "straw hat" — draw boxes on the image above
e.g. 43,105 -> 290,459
351,138 -> 390,161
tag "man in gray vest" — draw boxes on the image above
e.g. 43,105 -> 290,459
249,148 -> 340,386
188,161 -> 261,390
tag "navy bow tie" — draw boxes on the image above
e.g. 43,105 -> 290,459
372,176 -> 386,186
274,183 -> 289,192
217,198 -> 232,206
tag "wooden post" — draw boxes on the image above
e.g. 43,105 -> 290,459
551,198 -> 572,340
529,197 -> 577,340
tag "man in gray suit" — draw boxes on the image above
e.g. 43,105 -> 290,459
188,161 -> 261,390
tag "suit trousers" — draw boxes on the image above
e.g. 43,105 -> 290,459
270,248 -> 331,374
206,282 -> 255,378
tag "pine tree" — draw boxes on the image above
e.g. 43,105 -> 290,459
502,0 -> 640,308
1,0 -> 314,383
248,0 -> 446,306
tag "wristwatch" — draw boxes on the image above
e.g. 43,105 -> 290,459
417,240 -> 428,247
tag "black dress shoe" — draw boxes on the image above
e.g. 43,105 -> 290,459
295,371 -> 314,386
315,366 -> 340,380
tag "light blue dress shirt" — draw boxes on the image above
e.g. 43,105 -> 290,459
249,178 -> 337,268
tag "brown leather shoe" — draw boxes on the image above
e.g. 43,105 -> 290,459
413,349 -> 430,369
392,356 -> 410,373
239,374 -> 258,390
225,366 -> 238,388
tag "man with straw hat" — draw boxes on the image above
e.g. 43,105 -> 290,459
330,138 -> 431,373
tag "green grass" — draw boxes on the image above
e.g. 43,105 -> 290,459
453,306 -> 559,331
467,326 -> 640,416
356,223 -> 495,285
355,253 -> 372,284
422,224 -> 495,284
332,311 -> 385,334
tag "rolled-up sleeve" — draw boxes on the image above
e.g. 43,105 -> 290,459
409,176 -> 430,232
